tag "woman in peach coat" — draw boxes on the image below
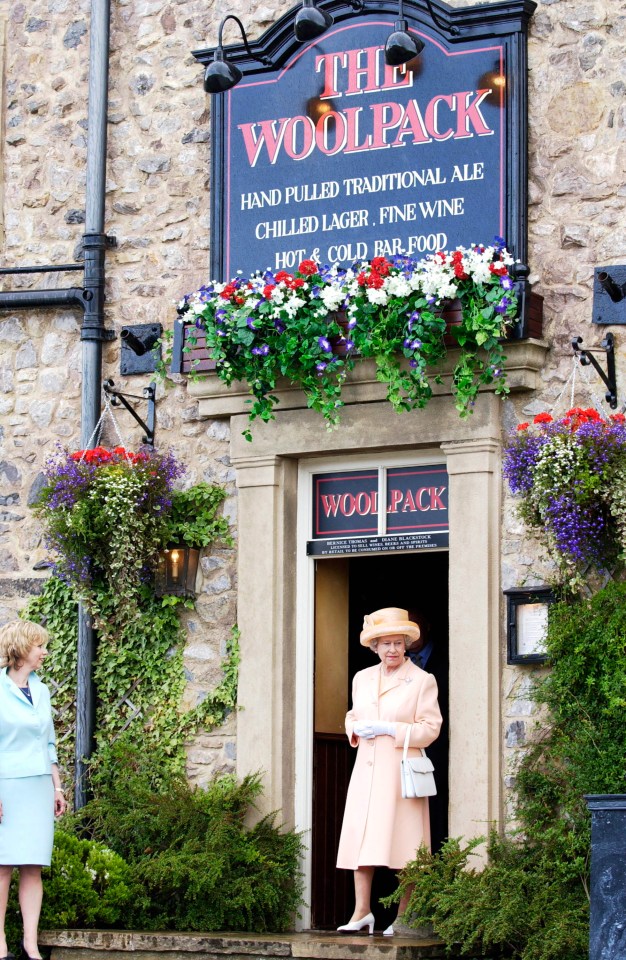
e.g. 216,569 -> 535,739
336,607 -> 442,936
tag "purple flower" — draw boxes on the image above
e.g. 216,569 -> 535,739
251,344 -> 270,356
316,362 -> 327,373
246,317 -> 258,330
273,320 -> 286,333
494,297 -> 511,314
409,359 -> 418,368
318,336 -> 332,353
500,276 -> 514,291
346,318 -> 357,329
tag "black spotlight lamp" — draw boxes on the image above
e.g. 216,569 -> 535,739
204,14 -> 272,94
385,0 -> 424,67
295,0 -> 334,41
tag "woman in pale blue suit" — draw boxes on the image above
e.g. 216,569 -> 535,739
0,622 -> 67,960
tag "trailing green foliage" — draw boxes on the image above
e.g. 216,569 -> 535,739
388,581 -> 626,960
68,746 -> 304,932
167,483 -> 232,548
23,583 -> 239,781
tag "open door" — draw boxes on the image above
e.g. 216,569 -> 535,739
311,551 -> 449,930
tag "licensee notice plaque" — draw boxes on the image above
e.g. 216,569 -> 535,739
307,530 -> 449,556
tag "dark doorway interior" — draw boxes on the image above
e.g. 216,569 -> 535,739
311,551 -> 449,931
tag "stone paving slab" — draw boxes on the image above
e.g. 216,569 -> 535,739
39,931 -> 446,960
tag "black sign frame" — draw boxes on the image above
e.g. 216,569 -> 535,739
193,0 -> 536,280
504,586 -> 555,664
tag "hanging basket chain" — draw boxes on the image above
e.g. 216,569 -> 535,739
79,391 -> 134,463
534,353 -> 619,424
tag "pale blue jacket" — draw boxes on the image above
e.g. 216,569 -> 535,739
0,668 -> 58,778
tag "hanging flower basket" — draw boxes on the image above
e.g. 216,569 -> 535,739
503,408 -> 626,591
177,240 -> 521,439
33,445 -> 185,631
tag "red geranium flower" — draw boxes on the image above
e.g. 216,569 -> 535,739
517,422 -> 529,431
263,284 -> 276,299
275,271 -> 293,284
370,257 -> 390,276
533,412 -> 553,424
489,262 -> 508,276
298,259 -> 318,276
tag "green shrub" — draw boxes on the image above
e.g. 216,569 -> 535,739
388,580 -> 626,960
71,744 -> 304,933
5,830 -> 141,949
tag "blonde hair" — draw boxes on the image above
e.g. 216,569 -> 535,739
0,621 -> 49,669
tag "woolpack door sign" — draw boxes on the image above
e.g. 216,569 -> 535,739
195,0 -> 534,280
308,465 -> 449,555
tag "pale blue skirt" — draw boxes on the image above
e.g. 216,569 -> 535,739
0,775 -> 54,866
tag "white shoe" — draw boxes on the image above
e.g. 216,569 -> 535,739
337,912 -> 375,934
383,924 -> 394,936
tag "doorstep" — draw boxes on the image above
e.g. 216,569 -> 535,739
39,929 -> 447,960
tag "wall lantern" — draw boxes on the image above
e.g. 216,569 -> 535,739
155,546 -> 200,599
504,587 -> 555,665
204,15 -> 273,93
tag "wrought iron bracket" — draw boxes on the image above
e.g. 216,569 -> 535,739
571,333 -> 618,409
102,379 -> 157,446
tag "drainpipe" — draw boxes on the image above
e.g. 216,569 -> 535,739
75,0 -> 114,811
0,0 -> 113,810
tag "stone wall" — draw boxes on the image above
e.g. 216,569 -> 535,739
1,0 -> 625,796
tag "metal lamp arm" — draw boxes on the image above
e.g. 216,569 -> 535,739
217,14 -> 272,66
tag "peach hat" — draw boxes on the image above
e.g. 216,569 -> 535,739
360,607 -> 420,647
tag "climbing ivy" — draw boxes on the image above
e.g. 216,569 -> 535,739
24,577 -> 240,784
24,479 -> 238,787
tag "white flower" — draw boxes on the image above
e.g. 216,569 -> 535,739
367,288 -> 389,305
320,286 -> 345,311
385,275 -> 411,297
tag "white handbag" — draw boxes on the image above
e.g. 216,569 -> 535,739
400,726 -> 436,798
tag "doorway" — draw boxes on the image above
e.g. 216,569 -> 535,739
310,550 -> 449,930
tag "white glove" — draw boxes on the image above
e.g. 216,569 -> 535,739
353,720 -> 396,739
369,720 -> 396,737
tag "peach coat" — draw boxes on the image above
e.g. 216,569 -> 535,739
336,658 -> 442,870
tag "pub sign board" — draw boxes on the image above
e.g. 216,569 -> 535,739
193,0 -> 535,281
308,464 -> 448,555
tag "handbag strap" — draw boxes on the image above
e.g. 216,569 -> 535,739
403,725 -> 411,761
403,725 -> 425,761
